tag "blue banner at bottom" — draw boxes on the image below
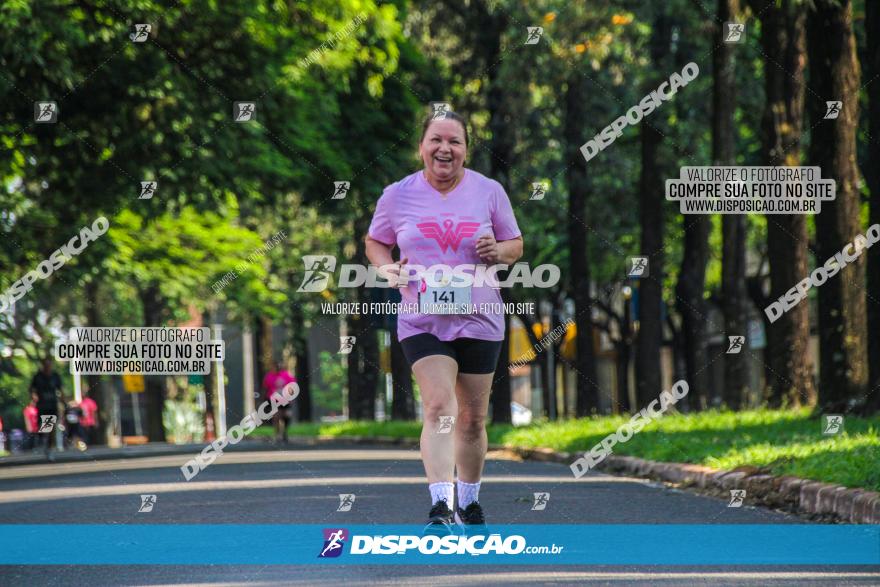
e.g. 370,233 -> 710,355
0,525 -> 877,565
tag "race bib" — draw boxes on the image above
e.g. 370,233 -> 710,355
418,275 -> 472,315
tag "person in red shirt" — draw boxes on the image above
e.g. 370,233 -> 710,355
23,394 -> 39,450
261,361 -> 297,444
79,391 -> 99,445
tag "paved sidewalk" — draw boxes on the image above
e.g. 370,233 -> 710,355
0,438 -> 289,467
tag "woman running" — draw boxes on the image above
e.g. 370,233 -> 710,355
365,111 -> 523,534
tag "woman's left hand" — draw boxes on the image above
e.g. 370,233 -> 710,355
475,234 -> 499,263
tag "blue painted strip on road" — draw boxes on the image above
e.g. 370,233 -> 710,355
0,525 -> 877,565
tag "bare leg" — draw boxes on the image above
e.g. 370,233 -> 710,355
412,355 -> 458,484
453,373 -> 493,483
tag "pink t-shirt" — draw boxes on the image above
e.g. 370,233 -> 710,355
23,405 -> 38,433
80,397 -> 97,427
262,370 -> 296,400
368,168 -> 521,341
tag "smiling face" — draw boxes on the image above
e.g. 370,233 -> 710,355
419,118 -> 467,181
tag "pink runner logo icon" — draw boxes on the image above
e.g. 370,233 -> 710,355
417,219 -> 480,252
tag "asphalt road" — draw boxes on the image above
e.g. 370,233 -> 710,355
0,442 -> 877,586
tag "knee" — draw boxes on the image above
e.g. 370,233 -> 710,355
422,395 -> 456,423
456,411 -> 486,436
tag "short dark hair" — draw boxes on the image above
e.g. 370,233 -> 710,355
420,111 -> 469,146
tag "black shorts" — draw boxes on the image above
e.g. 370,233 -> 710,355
400,333 -> 502,374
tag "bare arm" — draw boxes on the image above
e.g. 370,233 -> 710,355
497,236 -> 524,265
365,235 -> 395,267
365,235 -> 407,285
476,235 -> 524,265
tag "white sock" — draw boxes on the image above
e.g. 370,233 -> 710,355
457,480 -> 481,509
429,482 -> 454,506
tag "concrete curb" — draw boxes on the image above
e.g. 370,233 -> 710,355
589,453 -> 879,524
469,443 -> 878,524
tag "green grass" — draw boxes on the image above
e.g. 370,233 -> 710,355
264,409 -> 880,491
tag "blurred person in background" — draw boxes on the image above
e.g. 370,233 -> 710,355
79,389 -> 99,445
63,400 -> 87,451
262,360 -> 297,444
23,394 -> 39,450
29,358 -> 65,458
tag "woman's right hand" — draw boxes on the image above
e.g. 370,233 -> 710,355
378,257 -> 409,288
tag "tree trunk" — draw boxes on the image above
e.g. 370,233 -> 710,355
636,117 -> 664,408
201,311 -> 216,438
716,0 -> 748,410
565,69 -> 600,416
347,310 -> 379,420
864,0 -> 880,413
140,285 -> 167,442
390,327 -> 414,420
483,6 -> 514,424
295,343 -> 312,421
346,216 -> 380,421
84,279 -> 110,445
256,314 -> 273,381
752,0 -> 815,408
674,8 -> 711,411
807,0 -> 867,410
284,272 -> 312,422
676,219 -> 711,410
635,10 -> 669,408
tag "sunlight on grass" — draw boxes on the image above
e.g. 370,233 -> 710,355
270,409 -> 879,490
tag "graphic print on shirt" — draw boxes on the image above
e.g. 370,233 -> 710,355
417,218 -> 481,253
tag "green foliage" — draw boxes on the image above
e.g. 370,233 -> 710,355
163,397 -> 205,444
313,350 -> 345,414
107,202 -> 283,320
